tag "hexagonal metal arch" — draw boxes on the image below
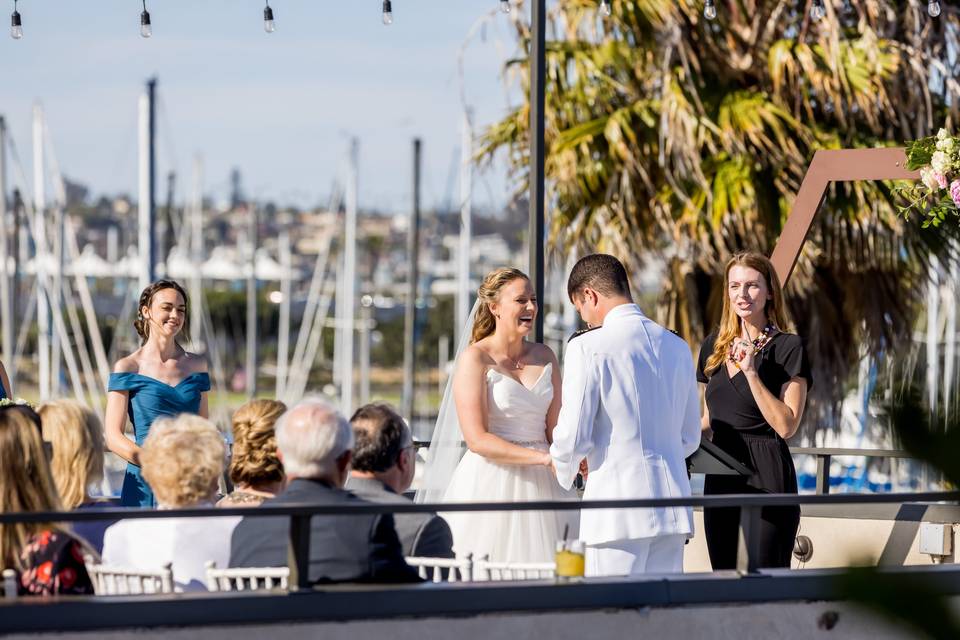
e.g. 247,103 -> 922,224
770,147 -> 920,285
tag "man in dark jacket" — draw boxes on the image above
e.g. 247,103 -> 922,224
229,399 -> 419,584
346,403 -> 454,558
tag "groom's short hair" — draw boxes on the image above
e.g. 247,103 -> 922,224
567,254 -> 632,301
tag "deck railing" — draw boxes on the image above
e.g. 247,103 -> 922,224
2,490 -> 958,589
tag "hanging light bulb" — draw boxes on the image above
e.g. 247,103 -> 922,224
928,0 -> 942,17
10,0 -> 21,40
500,0 -> 511,13
810,0 -> 826,21
600,0 -> 612,16
140,0 -> 152,38
382,0 -> 393,25
264,1 -> 276,33
703,0 -> 717,20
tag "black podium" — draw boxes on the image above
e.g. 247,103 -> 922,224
686,437 -> 751,476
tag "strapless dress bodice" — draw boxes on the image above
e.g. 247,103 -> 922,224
485,362 -> 553,445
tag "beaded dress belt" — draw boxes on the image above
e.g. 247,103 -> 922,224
508,439 -> 548,447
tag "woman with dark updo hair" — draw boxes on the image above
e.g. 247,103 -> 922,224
104,280 -> 210,507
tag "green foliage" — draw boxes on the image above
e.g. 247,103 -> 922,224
478,0 -> 960,424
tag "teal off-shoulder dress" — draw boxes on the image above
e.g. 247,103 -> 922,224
108,372 -> 211,507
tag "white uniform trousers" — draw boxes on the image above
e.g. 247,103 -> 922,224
585,534 -> 687,577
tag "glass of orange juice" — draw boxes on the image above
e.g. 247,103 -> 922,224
555,540 -> 585,581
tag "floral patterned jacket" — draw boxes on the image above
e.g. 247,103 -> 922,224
18,529 -> 94,596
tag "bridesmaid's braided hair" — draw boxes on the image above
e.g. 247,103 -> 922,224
135,280 -> 190,346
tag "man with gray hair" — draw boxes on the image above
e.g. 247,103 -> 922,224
229,398 -> 419,583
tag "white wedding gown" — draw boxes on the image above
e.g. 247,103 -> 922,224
441,362 -> 579,563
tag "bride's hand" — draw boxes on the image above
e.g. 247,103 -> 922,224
540,451 -> 556,473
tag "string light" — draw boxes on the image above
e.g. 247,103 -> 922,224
140,0 -> 152,38
382,0 -> 393,25
264,1 -> 276,33
600,0 -> 612,16
929,0 -> 942,17
10,0 -> 21,40
500,0 -> 510,13
810,0 -> 826,21
703,0 -> 717,20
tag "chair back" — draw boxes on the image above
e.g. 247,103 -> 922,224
204,561 -> 289,591
84,557 -> 175,594
474,556 -> 556,581
404,554 -> 473,583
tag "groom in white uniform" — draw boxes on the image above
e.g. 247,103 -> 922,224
550,254 -> 701,576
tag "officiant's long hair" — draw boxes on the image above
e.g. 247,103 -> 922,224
703,252 -> 789,376
471,267 -> 530,344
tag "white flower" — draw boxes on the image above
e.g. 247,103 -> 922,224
932,150 -> 951,174
937,136 -> 955,152
938,128 -> 950,141
922,168 -> 940,191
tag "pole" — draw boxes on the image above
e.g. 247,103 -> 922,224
339,139 -> 359,416
189,155 -> 203,349
33,104 -> 50,400
0,117 -> 11,373
457,109 -> 473,345
162,171 -> 176,273
359,296 -> 371,406
276,230 -> 291,398
529,0 -> 546,343
138,77 -> 157,291
402,139 -> 422,424
246,205 -> 258,398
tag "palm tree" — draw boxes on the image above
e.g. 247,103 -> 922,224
480,0 -> 960,426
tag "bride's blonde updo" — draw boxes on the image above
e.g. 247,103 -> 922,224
471,267 -> 529,344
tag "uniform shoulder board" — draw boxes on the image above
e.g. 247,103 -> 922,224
568,326 -> 599,343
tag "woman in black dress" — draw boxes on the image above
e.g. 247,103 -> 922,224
697,251 -> 811,570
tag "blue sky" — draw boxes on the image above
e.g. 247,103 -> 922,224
0,0 -> 524,213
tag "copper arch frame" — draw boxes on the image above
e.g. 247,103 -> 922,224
770,147 -> 920,285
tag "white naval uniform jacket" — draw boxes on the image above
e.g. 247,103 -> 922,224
550,303 -> 701,545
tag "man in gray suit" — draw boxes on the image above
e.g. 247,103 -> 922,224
229,399 -> 419,584
347,403 -> 454,559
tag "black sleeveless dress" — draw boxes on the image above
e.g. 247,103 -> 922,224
696,331 -> 812,570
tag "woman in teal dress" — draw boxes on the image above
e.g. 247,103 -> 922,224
0,359 -> 11,399
104,280 -> 210,507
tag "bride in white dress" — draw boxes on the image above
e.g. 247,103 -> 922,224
417,267 -> 578,563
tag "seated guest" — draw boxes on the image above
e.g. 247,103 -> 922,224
218,399 -> 286,508
229,399 -> 419,583
102,415 -> 239,591
347,403 -> 453,558
39,400 -> 114,554
0,404 -> 94,596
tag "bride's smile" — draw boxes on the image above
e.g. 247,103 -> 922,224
490,277 -> 538,337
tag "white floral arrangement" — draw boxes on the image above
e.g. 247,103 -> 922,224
900,128 -> 960,228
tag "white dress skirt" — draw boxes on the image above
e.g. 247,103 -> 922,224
441,363 -> 579,563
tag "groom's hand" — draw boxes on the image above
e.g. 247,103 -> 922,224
578,458 -> 589,481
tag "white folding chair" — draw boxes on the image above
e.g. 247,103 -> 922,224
473,556 -> 556,581
2,568 -> 17,600
204,561 -> 289,592
84,557 -> 175,595
404,554 -> 473,583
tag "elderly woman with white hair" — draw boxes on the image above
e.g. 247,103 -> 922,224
101,414 -> 239,591
229,398 -> 419,584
